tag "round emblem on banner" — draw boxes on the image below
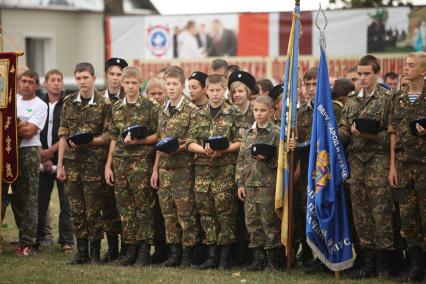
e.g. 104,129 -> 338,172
146,25 -> 170,58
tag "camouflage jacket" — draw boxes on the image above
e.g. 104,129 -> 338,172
101,87 -> 125,105
110,96 -> 159,157
340,84 -> 393,162
297,100 -> 314,144
58,90 -> 111,179
235,122 -> 280,187
241,103 -> 255,129
186,102 -> 246,167
392,82 -> 426,164
157,96 -> 196,169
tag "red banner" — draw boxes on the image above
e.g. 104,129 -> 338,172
0,52 -> 20,184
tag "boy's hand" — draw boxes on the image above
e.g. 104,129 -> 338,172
252,154 -> 265,161
388,165 -> 399,188
57,166 -> 66,182
237,186 -> 246,202
416,123 -> 426,136
150,169 -> 159,189
288,138 -> 297,151
105,166 -> 114,186
123,133 -> 135,145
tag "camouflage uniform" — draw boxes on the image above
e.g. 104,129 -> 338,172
186,102 -> 245,245
340,85 -> 394,250
392,84 -> 426,249
13,147 -> 41,245
157,96 -> 199,247
110,96 -> 158,245
235,122 -> 281,249
295,100 -> 314,242
241,103 -> 255,127
58,91 -> 111,241
100,88 -> 124,235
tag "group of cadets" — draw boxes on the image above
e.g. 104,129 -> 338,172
2,52 -> 425,282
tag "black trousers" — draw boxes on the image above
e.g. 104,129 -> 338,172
38,172 -> 73,244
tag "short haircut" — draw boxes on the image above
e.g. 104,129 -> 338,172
44,69 -> 63,81
358,55 -> 380,73
164,65 -> 185,85
407,51 -> 426,68
332,78 -> 355,99
122,66 -> 142,80
303,67 -> 318,83
186,20 -> 196,29
256,79 -> 273,93
146,77 -> 166,93
230,81 -> 252,98
210,59 -> 228,71
225,64 -> 240,78
205,74 -> 225,87
253,95 -> 273,109
158,66 -> 168,74
21,70 -> 40,85
74,62 -> 95,76
384,72 -> 398,81
347,66 -> 357,73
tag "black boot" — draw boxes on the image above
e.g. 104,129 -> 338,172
351,248 -> 376,279
197,245 -> 219,269
151,242 -> 167,264
134,241 -> 151,266
118,244 -> 139,266
377,250 -> 396,278
405,247 -> 425,282
219,244 -> 232,269
245,248 -> 266,271
101,234 -> 119,263
161,244 -> 182,267
89,240 -> 101,264
265,247 -> 279,271
180,246 -> 194,268
68,238 -> 89,265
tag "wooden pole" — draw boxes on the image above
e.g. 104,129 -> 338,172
0,115 -> 3,254
286,147 -> 295,271
335,271 -> 341,280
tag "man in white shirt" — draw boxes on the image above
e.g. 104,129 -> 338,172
178,21 -> 204,59
14,70 -> 47,256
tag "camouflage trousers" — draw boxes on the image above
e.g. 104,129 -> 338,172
394,161 -> 426,249
295,165 -> 308,244
347,154 -> 394,250
158,166 -> 198,247
64,179 -> 103,241
12,147 -> 40,246
194,165 -> 236,245
244,186 -> 280,249
101,184 -> 121,235
114,156 -> 155,245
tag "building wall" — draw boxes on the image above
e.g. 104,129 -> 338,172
0,8 -> 105,81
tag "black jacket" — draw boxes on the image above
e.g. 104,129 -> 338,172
39,92 -> 66,165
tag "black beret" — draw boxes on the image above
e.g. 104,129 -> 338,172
268,84 -> 284,103
121,125 -> 148,140
250,143 -> 276,159
105,57 -> 128,71
354,118 -> 381,135
409,116 -> 426,136
155,137 -> 179,154
67,131 -> 94,146
207,136 -> 229,151
228,71 -> 257,94
189,71 -> 208,87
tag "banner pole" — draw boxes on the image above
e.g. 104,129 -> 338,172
287,130 -> 296,271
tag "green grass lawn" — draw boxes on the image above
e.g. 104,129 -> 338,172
0,189 -> 393,283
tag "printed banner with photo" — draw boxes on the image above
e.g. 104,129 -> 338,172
108,6 -> 425,60
0,52 -> 20,184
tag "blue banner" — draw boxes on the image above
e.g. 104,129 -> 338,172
305,47 -> 353,271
